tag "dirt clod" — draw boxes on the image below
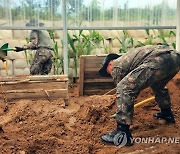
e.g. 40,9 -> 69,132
0,126 -> 4,133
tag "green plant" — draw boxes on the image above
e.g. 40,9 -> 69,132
68,30 -> 105,76
116,30 -> 134,53
169,30 -> 176,49
24,37 -> 34,65
48,30 -> 64,74
156,29 -> 176,49
68,32 -> 78,76
145,29 -> 154,45
157,29 -> 168,44
136,29 -> 156,47
136,29 -> 176,49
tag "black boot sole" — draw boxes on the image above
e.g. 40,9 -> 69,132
101,138 -> 114,145
101,135 -> 133,146
153,113 -> 176,124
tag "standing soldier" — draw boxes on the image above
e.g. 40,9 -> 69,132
15,19 -> 54,75
99,45 -> 180,146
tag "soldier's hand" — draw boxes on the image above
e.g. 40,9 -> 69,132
0,57 -> 5,62
14,47 -> 24,52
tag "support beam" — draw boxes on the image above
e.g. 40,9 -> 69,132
62,0 -> 68,75
176,0 -> 180,51
0,25 -> 176,30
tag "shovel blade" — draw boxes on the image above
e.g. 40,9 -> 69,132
1,43 -> 9,50
0,43 -> 9,58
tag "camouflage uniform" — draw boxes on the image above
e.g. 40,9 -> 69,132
26,30 -> 54,75
112,45 -> 180,125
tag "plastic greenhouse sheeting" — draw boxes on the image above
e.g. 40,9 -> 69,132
0,0 -> 177,28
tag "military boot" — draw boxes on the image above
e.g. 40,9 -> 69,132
101,123 -> 133,146
153,108 -> 175,123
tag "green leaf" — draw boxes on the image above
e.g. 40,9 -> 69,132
145,29 -> 150,35
169,31 -> 176,37
171,42 -> 176,49
157,35 -> 167,43
79,29 -> 83,36
68,33 -> 77,55
137,41 -> 145,46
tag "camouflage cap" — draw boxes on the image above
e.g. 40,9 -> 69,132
99,53 -> 120,77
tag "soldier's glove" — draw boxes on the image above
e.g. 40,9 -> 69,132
0,57 -> 5,62
14,47 -> 24,52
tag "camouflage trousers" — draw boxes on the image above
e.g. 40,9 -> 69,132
30,48 -> 53,75
116,50 -> 180,125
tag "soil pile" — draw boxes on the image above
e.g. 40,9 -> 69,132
0,73 -> 180,154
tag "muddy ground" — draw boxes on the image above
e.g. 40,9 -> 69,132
0,73 -> 180,154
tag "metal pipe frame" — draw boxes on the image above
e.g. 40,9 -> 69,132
0,25 -> 176,30
176,0 -> 180,51
62,0 -> 68,75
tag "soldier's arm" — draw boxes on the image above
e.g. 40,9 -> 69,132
25,30 -> 38,49
112,67 -> 124,85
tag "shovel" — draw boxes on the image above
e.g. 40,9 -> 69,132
0,43 -> 16,75
1,43 -> 16,52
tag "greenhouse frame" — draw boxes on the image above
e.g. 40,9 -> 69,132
0,1 -> 180,153
0,0 -> 179,75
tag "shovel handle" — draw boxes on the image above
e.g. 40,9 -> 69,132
2,48 -> 16,51
3,60 -> 8,75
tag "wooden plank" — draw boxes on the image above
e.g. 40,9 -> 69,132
29,75 -> 68,81
84,67 -> 101,72
0,75 -> 68,82
79,55 -> 116,96
0,80 -> 67,85
0,89 -> 68,101
0,75 -> 69,102
84,57 -> 105,62
79,56 -> 85,96
84,71 -> 110,79
0,76 -> 29,82
83,56 -> 106,68
84,78 -> 113,83
84,82 -> 115,90
84,63 -> 103,68
0,79 -> 30,85
84,56 -> 105,61
0,81 -> 67,91
80,54 -> 107,58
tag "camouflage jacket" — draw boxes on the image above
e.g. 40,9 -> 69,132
26,30 -> 53,50
111,45 -> 178,85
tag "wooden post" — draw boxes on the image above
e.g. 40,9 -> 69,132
79,56 -> 85,96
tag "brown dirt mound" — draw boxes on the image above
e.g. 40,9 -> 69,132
0,73 -> 180,154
